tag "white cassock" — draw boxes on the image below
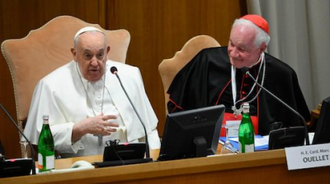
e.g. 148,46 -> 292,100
23,60 -> 160,157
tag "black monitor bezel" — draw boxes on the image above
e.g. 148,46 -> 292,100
158,104 -> 225,161
312,96 -> 330,145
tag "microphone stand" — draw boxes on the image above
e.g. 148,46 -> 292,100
111,68 -> 151,160
0,104 -> 37,175
243,69 -> 310,145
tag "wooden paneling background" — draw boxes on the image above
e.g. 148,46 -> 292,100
0,0 -> 246,158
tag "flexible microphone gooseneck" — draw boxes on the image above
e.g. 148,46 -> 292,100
0,104 -> 37,175
110,66 -> 151,159
241,67 -> 310,145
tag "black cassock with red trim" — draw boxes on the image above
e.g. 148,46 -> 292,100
167,46 -> 310,136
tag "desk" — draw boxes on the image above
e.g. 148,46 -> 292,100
1,146 -> 329,184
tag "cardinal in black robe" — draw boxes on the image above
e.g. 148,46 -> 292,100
167,46 -> 311,136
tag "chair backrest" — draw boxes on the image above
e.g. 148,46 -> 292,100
158,35 -> 220,109
1,15 -> 130,156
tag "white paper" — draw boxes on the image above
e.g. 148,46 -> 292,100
225,120 -> 240,137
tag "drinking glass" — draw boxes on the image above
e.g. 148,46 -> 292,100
221,124 -> 238,154
19,140 -> 29,158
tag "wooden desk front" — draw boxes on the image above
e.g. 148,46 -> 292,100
1,147 -> 330,184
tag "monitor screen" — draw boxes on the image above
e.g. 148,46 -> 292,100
157,104 -> 225,161
312,96 -> 330,145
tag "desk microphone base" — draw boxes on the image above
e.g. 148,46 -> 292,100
92,158 -> 153,168
0,158 -> 33,178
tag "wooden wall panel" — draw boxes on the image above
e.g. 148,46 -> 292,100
0,0 -> 105,158
106,0 -> 247,137
0,0 -> 246,158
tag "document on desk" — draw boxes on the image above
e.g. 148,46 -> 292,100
219,135 -> 269,151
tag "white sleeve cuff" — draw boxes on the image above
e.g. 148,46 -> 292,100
52,122 -> 84,154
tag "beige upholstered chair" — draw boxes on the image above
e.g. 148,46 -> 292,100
1,15 -> 130,157
158,35 -> 220,110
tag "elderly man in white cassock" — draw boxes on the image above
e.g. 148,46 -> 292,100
23,27 -> 161,158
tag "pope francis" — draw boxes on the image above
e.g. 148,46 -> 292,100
23,27 -> 161,157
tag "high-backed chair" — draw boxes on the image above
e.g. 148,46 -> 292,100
158,35 -> 220,111
1,15 -> 130,157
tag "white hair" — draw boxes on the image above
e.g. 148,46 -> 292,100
232,19 -> 271,47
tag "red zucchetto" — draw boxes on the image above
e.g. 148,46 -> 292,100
241,14 -> 269,34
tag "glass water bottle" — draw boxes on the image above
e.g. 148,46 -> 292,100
238,103 -> 255,153
38,115 -> 55,172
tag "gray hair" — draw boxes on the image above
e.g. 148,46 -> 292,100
232,19 -> 271,47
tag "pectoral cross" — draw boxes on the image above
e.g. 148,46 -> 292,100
94,134 -> 103,146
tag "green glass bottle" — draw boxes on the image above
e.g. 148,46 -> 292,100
38,115 -> 55,172
238,103 -> 255,153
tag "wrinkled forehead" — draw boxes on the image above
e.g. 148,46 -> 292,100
230,25 -> 256,46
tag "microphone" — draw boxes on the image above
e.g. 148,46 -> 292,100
241,67 -> 310,145
110,66 -> 151,160
0,104 -> 36,175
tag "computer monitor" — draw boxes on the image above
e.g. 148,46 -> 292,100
157,104 -> 225,161
312,96 -> 330,145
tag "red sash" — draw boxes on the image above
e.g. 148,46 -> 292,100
220,112 -> 258,137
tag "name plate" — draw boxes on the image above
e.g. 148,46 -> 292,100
285,143 -> 330,170
225,120 -> 240,137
